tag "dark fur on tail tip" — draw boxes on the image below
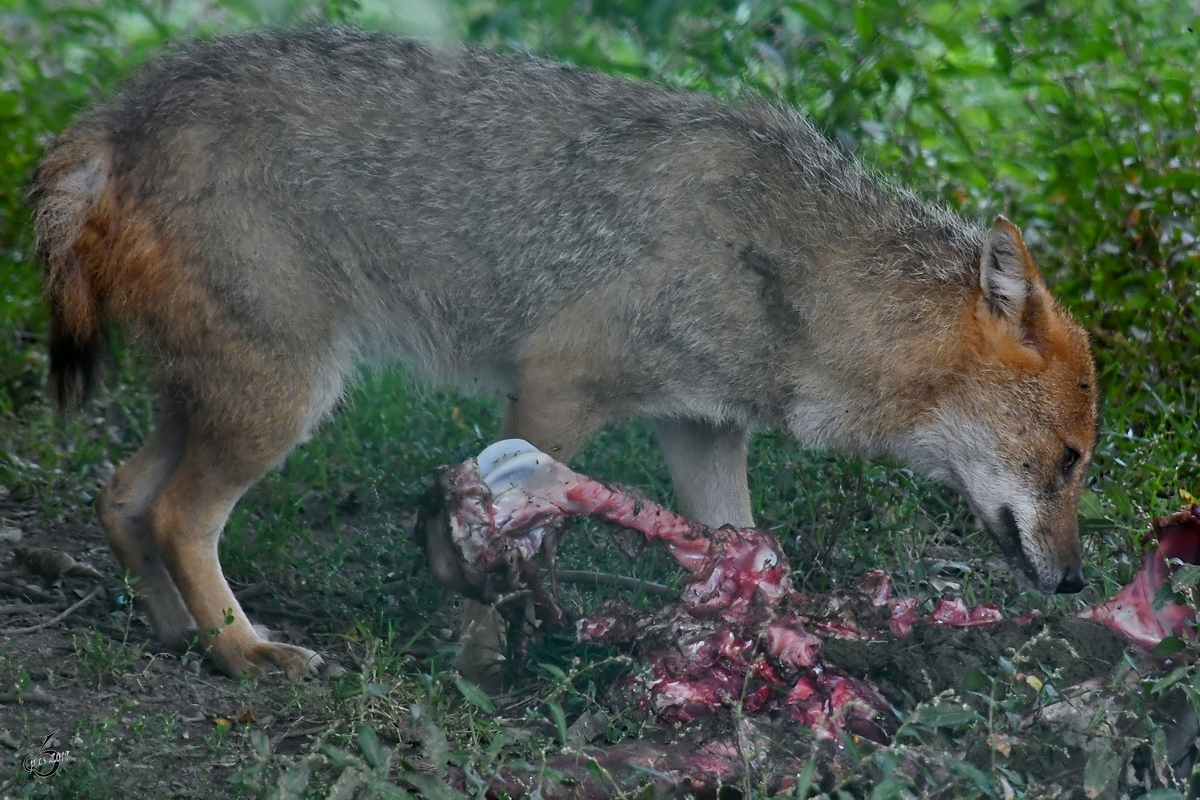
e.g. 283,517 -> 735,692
48,321 -> 103,412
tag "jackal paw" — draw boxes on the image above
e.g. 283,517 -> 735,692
219,641 -> 324,681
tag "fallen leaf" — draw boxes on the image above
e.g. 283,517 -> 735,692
987,733 -> 1013,757
565,709 -> 610,749
929,578 -> 962,593
1084,741 -> 1120,798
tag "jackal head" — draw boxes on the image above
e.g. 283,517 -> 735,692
915,217 -> 1097,594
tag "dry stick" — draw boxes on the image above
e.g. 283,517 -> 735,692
557,570 -> 672,596
0,586 -> 103,635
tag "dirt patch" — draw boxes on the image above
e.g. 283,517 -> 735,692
823,614 -> 1129,706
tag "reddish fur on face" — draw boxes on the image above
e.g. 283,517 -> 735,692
967,220 -> 1096,434
952,220 -> 1096,586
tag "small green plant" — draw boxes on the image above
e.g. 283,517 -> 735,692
70,574 -> 145,687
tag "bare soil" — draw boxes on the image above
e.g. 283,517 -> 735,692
822,614 -> 1129,705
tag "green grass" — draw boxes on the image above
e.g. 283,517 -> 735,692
2,0 -> 1199,797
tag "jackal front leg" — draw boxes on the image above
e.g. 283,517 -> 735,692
655,417 -> 754,529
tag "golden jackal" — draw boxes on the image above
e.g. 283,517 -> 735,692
32,28 -> 1096,679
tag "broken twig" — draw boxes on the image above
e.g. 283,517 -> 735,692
0,586 -> 103,635
557,570 -> 672,596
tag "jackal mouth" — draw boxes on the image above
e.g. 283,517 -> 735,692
985,505 -> 1041,590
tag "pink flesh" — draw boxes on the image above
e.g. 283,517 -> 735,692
930,597 -> 1004,628
1076,505 -> 1200,652
427,451 -> 1200,799
431,453 -> 1017,743
430,448 -> 1199,749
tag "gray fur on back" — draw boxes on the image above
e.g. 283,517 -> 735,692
69,27 -> 985,423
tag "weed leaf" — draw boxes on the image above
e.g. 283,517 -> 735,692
1171,562 -> 1200,592
910,701 -> 983,729
454,676 -> 497,713
372,780 -> 416,800
1150,666 -> 1189,694
1084,744 -> 1121,798
417,715 -> 450,779
1151,635 -> 1186,657
792,760 -> 817,798
270,761 -> 312,800
1152,582 -> 1179,611
323,744 -> 358,768
398,770 -> 469,800
545,699 -> 569,746
358,724 -> 387,770
251,727 -> 272,761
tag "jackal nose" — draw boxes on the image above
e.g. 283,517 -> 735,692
1055,567 -> 1085,594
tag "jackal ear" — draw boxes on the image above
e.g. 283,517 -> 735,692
979,216 -> 1041,319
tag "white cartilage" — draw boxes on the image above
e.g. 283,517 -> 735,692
476,439 -> 552,495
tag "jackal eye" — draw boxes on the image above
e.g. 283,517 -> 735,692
1060,446 -> 1081,478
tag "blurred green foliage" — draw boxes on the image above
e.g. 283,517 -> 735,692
3,0 -> 1197,416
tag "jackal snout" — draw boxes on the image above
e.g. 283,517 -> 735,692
912,218 -> 1097,595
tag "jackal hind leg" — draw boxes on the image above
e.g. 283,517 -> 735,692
145,364 -> 338,679
97,401 -> 195,650
456,356 -> 609,689
654,418 -> 753,528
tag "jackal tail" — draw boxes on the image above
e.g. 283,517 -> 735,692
30,127 -> 112,412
